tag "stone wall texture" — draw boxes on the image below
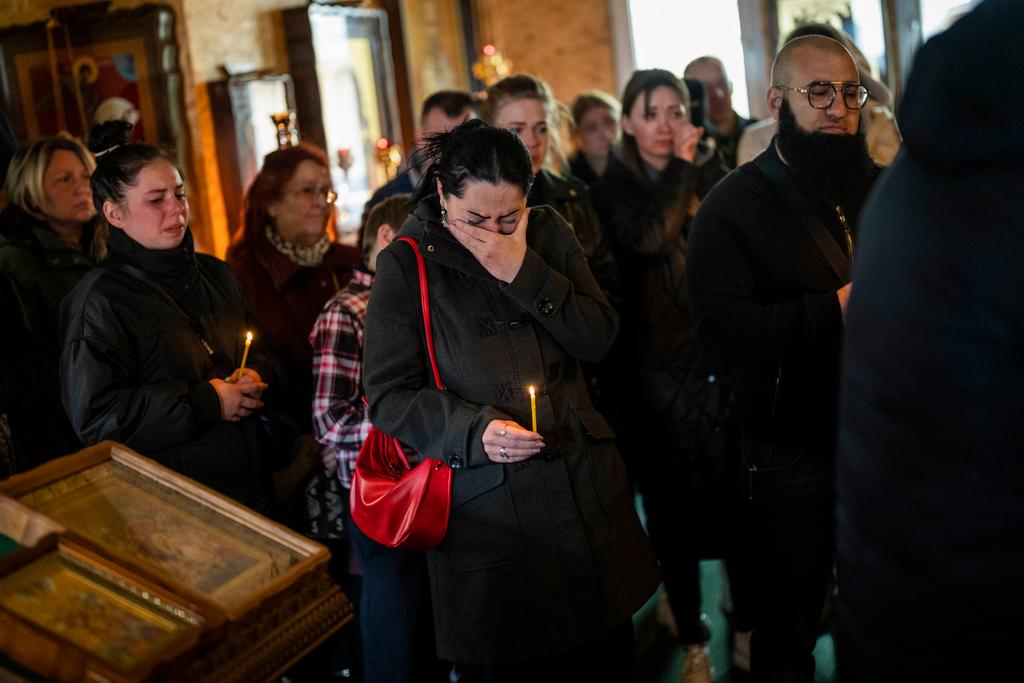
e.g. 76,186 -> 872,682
486,0 -> 618,105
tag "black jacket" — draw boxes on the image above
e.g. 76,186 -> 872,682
837,1 -> 1024,679
529,168 -> 618,306
687,144 -> 872,450
363,200 -> 658,662
592,154 -> 726,373
0,205 -> 97,470
60,228 -> 267,508
567,151 -> 603,186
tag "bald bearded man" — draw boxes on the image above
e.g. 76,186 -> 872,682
687,36 -> 879,682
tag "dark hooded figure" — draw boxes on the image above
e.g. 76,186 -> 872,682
837,1 -> 1024,681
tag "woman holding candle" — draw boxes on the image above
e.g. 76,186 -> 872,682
59,121 -> 270,509
363,120 -> 658,678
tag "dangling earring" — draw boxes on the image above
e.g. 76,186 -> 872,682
440,205 -> 449,228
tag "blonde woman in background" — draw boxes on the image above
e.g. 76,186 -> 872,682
0,135 -> 100,472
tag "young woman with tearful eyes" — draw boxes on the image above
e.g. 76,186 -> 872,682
0,135 -> 101,471
59,121 -> 270,510
590,69 -> 732,683
361,120 -> 658,680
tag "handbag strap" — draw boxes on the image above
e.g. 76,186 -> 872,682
397,237 -> 444,391
103,258 -> 222,358
753,145 -> 851,283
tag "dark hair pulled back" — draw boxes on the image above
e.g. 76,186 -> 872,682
619,69 -> 689,174
413,119 -> 534,203
88,120 -> 176,216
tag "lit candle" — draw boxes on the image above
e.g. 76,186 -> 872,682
529,385 -> 537,433
238,331 -> 253,377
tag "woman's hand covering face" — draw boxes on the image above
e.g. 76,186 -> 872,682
441,179 -> 529,284
447,207 -> 530,284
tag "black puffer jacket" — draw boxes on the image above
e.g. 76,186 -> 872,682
592,154 -> 725,375
60,227 -> 268,508
591,153 -> 730,453
0,205 -> 98,470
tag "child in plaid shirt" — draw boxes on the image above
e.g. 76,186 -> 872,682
311,194 -> 444,681
311,195 -> 408,485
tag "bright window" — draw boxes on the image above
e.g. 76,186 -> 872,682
627,0 -> 750,118
920,0 -> 979,40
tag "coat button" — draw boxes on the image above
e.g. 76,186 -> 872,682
569,188 -> 578,197
449,455 -> 464,470
537,298 -> 556,315
426,244 -> 435,253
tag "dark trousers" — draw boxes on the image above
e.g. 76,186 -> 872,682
457,618 -> 636,682
622,367 -> 748,646
742,440 -> 835,683
348,511 -> 447,683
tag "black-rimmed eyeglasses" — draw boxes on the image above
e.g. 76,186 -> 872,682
774,81 -> 870,110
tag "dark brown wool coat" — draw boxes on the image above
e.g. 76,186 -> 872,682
363,200 -> 659,663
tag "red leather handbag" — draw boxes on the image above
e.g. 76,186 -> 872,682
350,237 -> 453,550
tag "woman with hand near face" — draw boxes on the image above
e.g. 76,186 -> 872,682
362,120 -> 658,679
0,135 -> 100,472
228,145 -> 362,431
60,121 -> 269,509
590,69 -> 731,683
481,75 -> 617,304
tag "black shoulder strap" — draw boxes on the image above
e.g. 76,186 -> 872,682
753,147 -> 850,283
102,259 -> 219,357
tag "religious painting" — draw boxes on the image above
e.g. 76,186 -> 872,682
0,4 -> 188,157
13,37 -> 157,142
14,459 -> 301,611
0,540 -> 203,677
0,441 -> 353,682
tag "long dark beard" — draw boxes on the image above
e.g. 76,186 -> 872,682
776,99 -> 874,212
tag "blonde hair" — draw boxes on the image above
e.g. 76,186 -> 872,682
3,135 -> 96,221
480,73 -> 570,173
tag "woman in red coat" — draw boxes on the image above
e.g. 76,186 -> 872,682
228,144 -> 362,430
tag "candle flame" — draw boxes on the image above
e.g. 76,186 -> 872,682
529,385 -> 536,397
245,331 -> 253,342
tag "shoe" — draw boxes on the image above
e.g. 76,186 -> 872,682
733,629 -> 752,672
680,644 -> 713,683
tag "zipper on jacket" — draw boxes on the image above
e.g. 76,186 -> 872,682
747,463 -> 757,501
771,365 -> 783,417
199,337 -> 214,356
835,205 -> 854,259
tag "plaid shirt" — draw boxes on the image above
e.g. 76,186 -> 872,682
310,269 -> 373,488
